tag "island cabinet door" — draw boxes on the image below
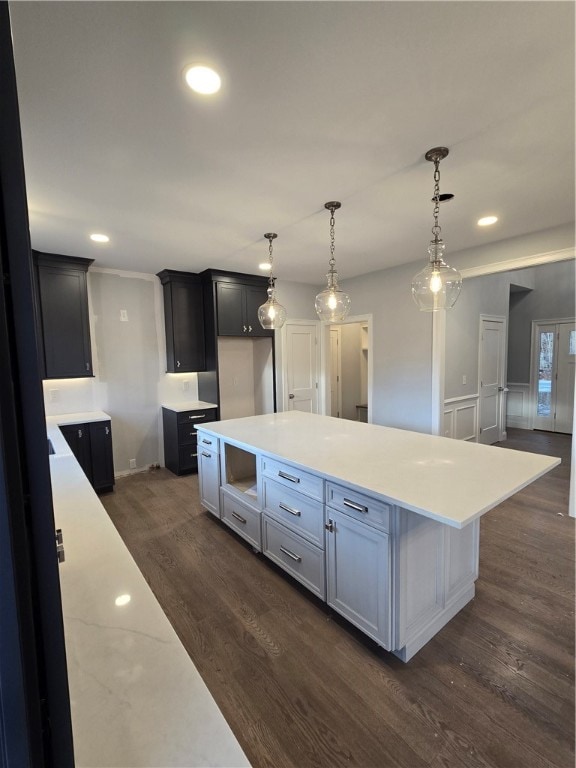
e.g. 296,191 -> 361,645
198,444 -> 220,517
326,509 -> 391,650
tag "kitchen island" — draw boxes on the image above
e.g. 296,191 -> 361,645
196,411 -> 559,661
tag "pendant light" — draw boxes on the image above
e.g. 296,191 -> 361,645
315,201 -> 351,322
258,233 -> 287,330
411,147 -> 462,311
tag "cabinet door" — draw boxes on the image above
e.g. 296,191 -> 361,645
88,421 -> 115,493
198,447 -> 220,517
216,282 -> 244,335
59,424 -> 92,482
243,284 -> 272,337
170,280 -> 205,372
326,509 -> 391,649
37,264 -> 92,378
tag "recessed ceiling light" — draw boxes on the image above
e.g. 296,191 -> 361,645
184,65 -> 221,95
259,263 -> 272,271
90,233 -> 109,243
477,216 -> 498,227
114,594 -> 131,607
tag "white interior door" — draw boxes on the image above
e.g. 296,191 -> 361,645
329,327 -> 341,418
532,320 -> 575,433
478,316 -> 506,445
285,322 -> 319,413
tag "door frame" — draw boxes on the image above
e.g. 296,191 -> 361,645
477,314 -> 508,444
319,314 -> 373,422
329,326 -> 342,417
277,319 -> 321,412
529,316 -> 575,431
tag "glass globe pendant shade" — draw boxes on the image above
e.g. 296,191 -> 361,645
315,271 -> 351,322
411,241 -> 462,312
258,286 -> 287,330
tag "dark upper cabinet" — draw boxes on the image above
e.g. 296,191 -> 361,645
157,270 -> 206,373
59,420 -> 114,494
215,279 -> 272,338
33,251 -> 94,379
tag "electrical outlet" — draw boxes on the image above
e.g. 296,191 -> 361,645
462,374 -> 467,385
49,389 -> 60,402
182,380 -> 190,392
120,309 -> 128,322
129,459 -> 136,469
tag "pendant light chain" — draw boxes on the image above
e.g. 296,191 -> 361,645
329,207 -> 336,273
431,159 -> 442,243
267,234 -> 275,286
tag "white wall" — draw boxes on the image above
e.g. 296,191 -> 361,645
339,323 -> 363,421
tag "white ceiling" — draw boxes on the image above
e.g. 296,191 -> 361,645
9,1 -> 575,285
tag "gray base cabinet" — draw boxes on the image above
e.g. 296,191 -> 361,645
196,427 -> 479,662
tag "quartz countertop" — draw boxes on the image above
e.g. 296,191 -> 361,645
161,400 -> 218,413
196,411 -> 559,529
47,414 -> 250,767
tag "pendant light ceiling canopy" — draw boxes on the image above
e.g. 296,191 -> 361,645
315,201 -> 351,323
257,232 -> 287,330
411,147 -> 462,312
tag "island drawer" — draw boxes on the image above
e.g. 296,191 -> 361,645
196,431 -> 219,453
326,483 -> 390,533
263,478 -> 325,548
263,517 -> 325,600
261,456 -> 324,501
221,489 -> 261,551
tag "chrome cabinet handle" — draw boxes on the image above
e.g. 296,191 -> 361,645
243,325 -> 247,333
279,502 -> 301,517
188,414 -> 205,420
201,438 -> 212,445
343,498 -> 368,514
278,470 -> 300,484
85,362 -> 90,372
231,511 -> 246,524
105,426 -> 110,435
201,451 -> 211,458
280,546 -> 302,563
248,325 -> 252,332
325,519 -> 334,533
191,452 -> 198,458
78,429 -> 82,438
176,360 -> 181,368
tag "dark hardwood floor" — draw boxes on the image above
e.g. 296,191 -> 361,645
101,429 -> 574,768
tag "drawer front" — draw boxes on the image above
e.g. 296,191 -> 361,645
263,517 -> 325,600
261,456 -> 324,502
326,483 -> 390,533
178,444 -> 199,472
177,408 -> 217,426
178,423 -> 199,446
263,478 -> 325,548
196,431 -> 219,454
221,490 -> 262,550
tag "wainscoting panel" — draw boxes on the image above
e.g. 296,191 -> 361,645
506,382 -> 530,429
443,395 -> 479,441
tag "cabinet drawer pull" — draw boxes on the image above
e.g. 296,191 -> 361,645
343,498 -> 368,514
280,546 -> 302,563
278,470 -> 300,484
191,452 -> 198,458
231,511 -> 246,524
201,438 -> 212,445
188,414 -> 205,420
201,451 -> 212,458
279,502 -> 301,517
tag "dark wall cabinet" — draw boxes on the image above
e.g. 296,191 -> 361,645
59,420 -> 114,493
215,280 -> 272,337
157,270 -> 206,373
33,251 -> 94,379
162,407 -> 217,475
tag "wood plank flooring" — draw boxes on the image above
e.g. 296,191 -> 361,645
101,429 -> 574,768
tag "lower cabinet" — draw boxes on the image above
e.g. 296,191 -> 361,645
262,516 -> 325,600
325,509 -> 391,649
221,488 -> 261,549
198,441 -> 220,517
162,407 -> 217,475
60,420 -> 114,494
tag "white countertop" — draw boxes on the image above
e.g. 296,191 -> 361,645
196,411 -> 560,529
47,416 -> 250,767
161,400 -> 218,413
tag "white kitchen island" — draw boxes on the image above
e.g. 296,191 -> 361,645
196,411 -> 559,661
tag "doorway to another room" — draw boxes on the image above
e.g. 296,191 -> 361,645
324,317 -> 371,423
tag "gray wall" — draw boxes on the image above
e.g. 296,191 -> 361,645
339,323 -> 363,421
507,260 -> 575,382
